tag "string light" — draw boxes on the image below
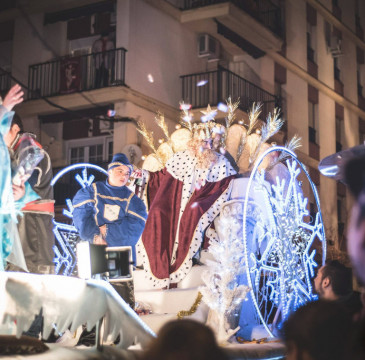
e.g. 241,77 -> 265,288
242,146 -> 326,337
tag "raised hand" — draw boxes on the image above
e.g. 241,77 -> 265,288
3,84 -> 24,112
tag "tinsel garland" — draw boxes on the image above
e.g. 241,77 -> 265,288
176,292 -> 203,320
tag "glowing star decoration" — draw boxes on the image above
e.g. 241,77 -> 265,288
51,163 -> 108,276
242,146 -> 326,337
200,105 -> 217,123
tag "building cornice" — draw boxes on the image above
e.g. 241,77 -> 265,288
17,86 -> 180,122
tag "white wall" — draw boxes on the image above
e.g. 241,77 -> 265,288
113,100 -> 176,158
286,0 -> 307,70
41,122 -> 64,168
116,0 -> 206,108
12,14 -> 68,89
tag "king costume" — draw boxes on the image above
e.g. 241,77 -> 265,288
137,149 -> 237,288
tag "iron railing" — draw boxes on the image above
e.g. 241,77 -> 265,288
0,70 -> 11,98
181,67 -> 279,121
166,0 -> 283,37
28,47 -> 127,100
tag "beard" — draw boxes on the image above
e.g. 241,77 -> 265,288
187,138 -> 218,169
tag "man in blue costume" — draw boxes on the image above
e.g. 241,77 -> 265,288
72,153 -> 147,263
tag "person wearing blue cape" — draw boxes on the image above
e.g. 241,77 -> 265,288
72,153 -> 147,265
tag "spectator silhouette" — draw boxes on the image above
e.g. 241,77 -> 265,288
92,31 -> 114,88
141,319 -> 229,360
314,260 -> 362,317
282,300 -> 354,360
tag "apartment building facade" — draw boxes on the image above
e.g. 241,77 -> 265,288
0,0 -> 364,254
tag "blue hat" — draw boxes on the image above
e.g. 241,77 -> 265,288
108,153 -> 133,173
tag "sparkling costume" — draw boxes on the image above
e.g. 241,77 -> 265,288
73,180 -> 147,261
0,107 -> 38,271
8,134 -> 55,274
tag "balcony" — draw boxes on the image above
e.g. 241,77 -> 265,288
146,0 -> 283,59
168,0 -> 283,38
28,47 -> 127,100
181,67 -> 279,121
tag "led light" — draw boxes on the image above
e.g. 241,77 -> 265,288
147,74 -> 154,83
217,102 -> 228,112
107,109 -> 116,117
183,115 -> 192,122
179,103 -> 192,111
196,79 -> 208,87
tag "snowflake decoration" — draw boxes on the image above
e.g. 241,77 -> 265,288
243,146 -> 326,337
51,164 -> 108,276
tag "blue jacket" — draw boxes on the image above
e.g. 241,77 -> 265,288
72,181 -> 147,256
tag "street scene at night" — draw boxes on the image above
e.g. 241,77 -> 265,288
0,0 -> 365,359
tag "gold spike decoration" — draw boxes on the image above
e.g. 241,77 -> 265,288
225,97 -> 240,129
260,108 -> 284,143
236,132 -> 247,163
249,107 -> 284,167
277,134 -> 302,163
136,120 -> 158,155
179,101 -> 193,132
154,111 -> 170,142
247,102 -> 262,135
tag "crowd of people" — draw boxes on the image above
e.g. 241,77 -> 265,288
2,82 -> 365,359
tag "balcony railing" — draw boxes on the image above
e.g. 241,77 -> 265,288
181,67 -> 279,121
166,0 -> 283,37
28,47 -> 127,100
0,70 -> 11,99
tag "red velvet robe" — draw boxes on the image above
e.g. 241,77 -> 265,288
137,150 -> 236,287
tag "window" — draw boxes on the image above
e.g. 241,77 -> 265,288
334,57 -> 341,81
358,69 -> 362,97
335,117 -> 344,152
307,23 -> 316,63
70,147 -> 84,164
67,136 -> 113,165
308,102 -> 318,144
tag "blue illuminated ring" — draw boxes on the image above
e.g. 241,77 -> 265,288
51,163 -> 108,186
242,146 -> 326,337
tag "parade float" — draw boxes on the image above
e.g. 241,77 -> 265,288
0,99 -> 325,359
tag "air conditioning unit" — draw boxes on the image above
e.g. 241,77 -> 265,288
329,35 -> 343,58
198,34 -> 220,60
